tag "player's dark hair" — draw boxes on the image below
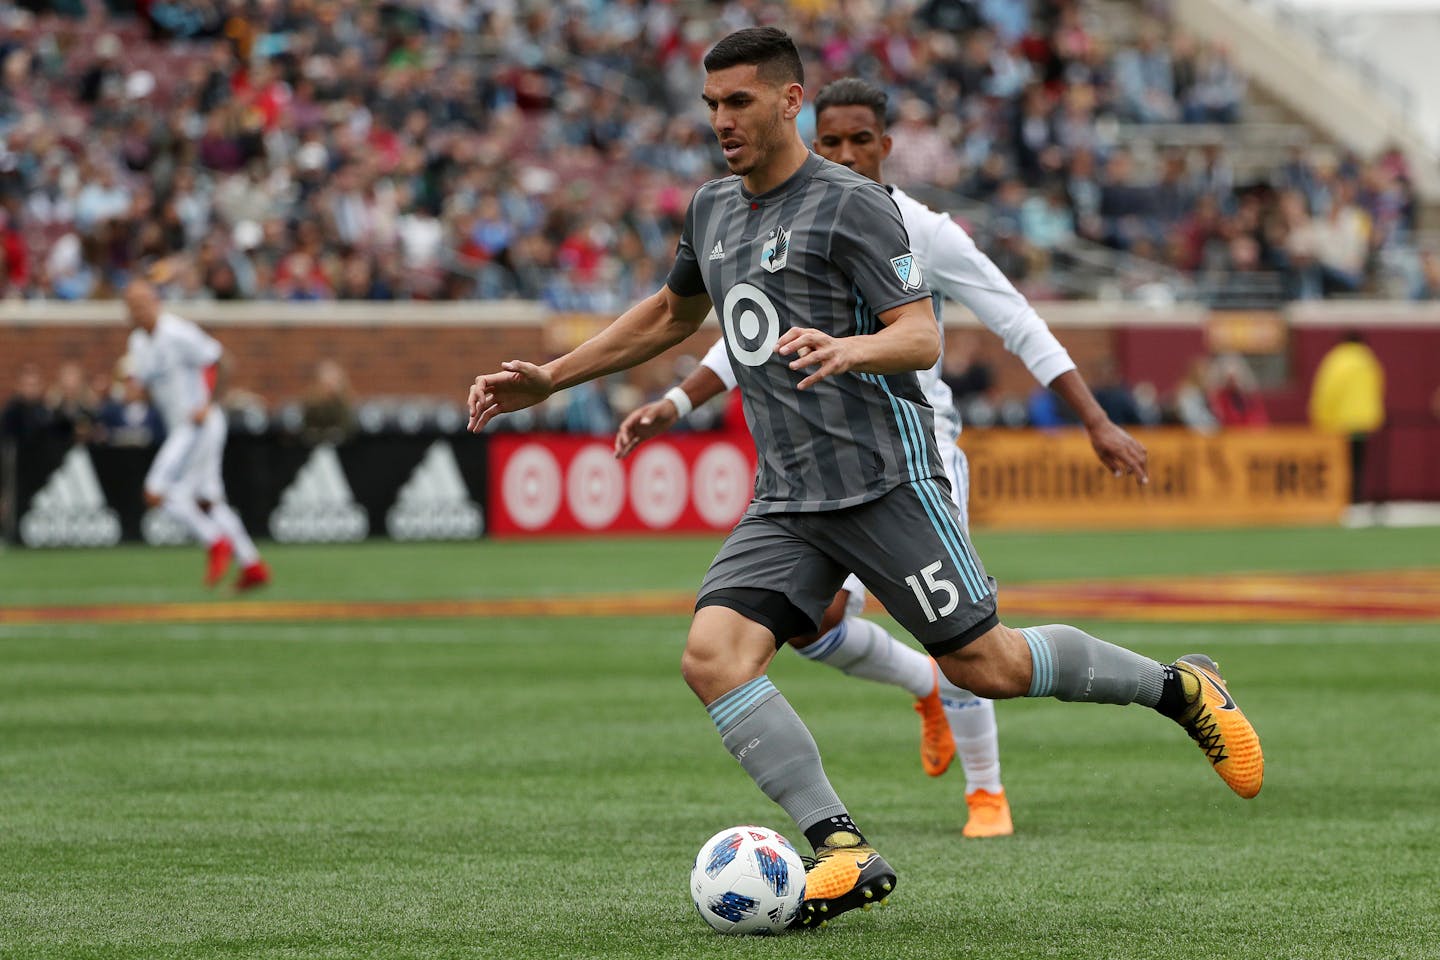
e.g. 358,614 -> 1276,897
813,78 -> 889,129
703,27 -> 804,86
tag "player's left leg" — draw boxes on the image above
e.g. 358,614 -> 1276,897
193,409 -> 267,589
691,516 -> 895,928
788,578 -> 955,777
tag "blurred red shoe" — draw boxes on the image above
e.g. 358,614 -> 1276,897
235,561 -> 271,592
205,539 -> 233,587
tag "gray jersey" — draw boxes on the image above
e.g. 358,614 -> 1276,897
667,153 -> 941,514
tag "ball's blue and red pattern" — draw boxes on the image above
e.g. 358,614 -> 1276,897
707,891 -> 759,922
704,831 -> 744,878
753,845 -> 791,897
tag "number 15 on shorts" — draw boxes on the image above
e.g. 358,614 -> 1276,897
906,560 -> 959,623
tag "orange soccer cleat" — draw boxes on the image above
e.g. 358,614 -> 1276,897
205,538 -> 233,587
1173,654 -> 1264,799
915,662 -> 956,778
962,789 -> 1014,838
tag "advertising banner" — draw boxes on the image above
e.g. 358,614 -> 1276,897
486,434 -> 756,536
961,427 -> 1349,529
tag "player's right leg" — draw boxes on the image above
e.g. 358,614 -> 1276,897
821,480 -> 1262,800
934,623 -> 1264,799
690,516 -> 895,928
145,424 -> 228,583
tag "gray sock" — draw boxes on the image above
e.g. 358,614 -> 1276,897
1020,624 -> 1166,706
707,676 -> 848,835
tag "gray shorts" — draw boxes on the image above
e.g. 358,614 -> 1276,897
697,478 -> 998,656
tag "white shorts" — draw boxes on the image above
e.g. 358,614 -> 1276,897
145,408 -> 228,503
840,441 -> 970,619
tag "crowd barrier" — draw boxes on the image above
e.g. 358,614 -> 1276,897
2,427 -> 1354,548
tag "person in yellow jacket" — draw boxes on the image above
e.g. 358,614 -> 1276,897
1309,331 -> 1386,502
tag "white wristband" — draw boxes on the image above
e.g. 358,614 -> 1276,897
663,385 -> 693,419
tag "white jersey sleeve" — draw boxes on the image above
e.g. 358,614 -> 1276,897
699,335 -> 739,391
168,313 -> 224,368
894,188 -> 1076,388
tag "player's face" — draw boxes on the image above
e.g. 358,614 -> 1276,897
813,105 -> 891,183
123,284 -> 158,330
702,64 -> 799,177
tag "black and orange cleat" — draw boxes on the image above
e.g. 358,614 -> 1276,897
1173,654 -> 1264,799
790,832 -> 896,930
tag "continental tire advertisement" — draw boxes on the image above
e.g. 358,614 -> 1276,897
961,428 -> 1349,529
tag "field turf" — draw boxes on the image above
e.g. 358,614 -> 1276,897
2,526 -> 1438,959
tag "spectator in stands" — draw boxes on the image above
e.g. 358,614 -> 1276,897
1207,354 -> 1269,427
1311,178 -> 1372,296
96,362 -> 165,448
1112,19 -> 1178,123
941,331 -> 996,411
1413,250 -> 1440,301
1,364 -> 53,447
1089,357 -> 1143,426
1183,42 -> 1245,124
886,97 -> 963,190
46,362 -> 99,445
1173,356 -> 1219,432
1096,148 -> 1156,250
301,359 -> 357,447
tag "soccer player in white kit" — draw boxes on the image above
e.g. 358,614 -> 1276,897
614,78 -> 1149,838
123,280 -> 270,591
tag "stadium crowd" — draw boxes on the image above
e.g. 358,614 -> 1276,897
0,0 -> 1432,310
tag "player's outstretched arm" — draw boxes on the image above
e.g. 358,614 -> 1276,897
779,299 -> 940,391
614,364 -> 728,460
1048,370 -> 1149,484
468,285 -> 712,433
921,215 -> 1147,483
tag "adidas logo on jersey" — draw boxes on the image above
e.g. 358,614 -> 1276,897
386,440 -> 484,541
709,240 -> 725,261
19,447 -> 122,547
269,444 -> 369,542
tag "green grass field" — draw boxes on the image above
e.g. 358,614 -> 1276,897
2,527 -> 1438,959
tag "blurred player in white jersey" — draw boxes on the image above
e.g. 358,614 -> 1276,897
615,77 -> 1148,838
123,280 -> 270,591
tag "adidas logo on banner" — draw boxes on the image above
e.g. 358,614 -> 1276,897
269,444 -> 369,542
709,240 -> 725,261
19,447 -> 122,547
142,506 -> 192,546
386,440 -> 483,541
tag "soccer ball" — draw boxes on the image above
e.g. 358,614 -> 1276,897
690,825 -> 807,935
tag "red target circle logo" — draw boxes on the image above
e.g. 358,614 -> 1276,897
501,444 -> 562,530
566,444 -> 625,529
630,444 -> 689,529
692,442 -> 752,528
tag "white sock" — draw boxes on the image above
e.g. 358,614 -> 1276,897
162,493 -> 223,545
209,502 -> 260,565
939,677 -> 1003,794
795,617 -> 936,699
